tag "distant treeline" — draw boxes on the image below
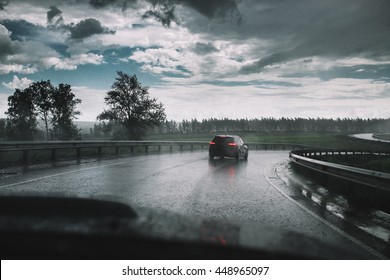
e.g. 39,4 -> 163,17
3,117 -> 390,140
89,117 -> 390,137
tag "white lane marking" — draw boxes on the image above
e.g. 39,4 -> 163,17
0,157 -> 155,189
264,163 -> 387,260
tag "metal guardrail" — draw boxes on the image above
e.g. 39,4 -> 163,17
0,140 -> 310,167
289,149 -> 390,192
4,141 -> 388,192
0,141 -> 209,165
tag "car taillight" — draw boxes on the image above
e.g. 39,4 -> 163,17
227,143 -> 237,146
209,141 -> 215,145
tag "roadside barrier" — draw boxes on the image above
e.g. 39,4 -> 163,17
0,141 -> 311,167
289,149 -> 390,192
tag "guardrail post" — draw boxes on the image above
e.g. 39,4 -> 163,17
145,145 -> 148,153
51,149 -> 56,161
158,145 -> 161,153
98,147 -> 102,157
191,145 -> 193,151
180,145 -> 183,151
130,146 -> 134,153
77,147 -> 81,159
22,150 -> 28,165
115,147 -> 119,155
170,145 -> 173,152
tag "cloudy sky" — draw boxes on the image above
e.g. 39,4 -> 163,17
0,0 -> 389,121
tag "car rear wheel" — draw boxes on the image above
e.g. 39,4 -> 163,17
244,152 -> 248,160
209,153 -> 214,160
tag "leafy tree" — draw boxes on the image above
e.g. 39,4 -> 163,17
29,80 -> 55,140
50,83 -> 81,140
5,88 -> 37,140
0,118 -> 5,139
98,72 -> 166,139
5,81 -> 81,141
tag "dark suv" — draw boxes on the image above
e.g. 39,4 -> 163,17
209,135 -> 248,160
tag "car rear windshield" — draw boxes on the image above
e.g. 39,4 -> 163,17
213,136 -> 235,145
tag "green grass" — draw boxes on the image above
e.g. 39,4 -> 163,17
145,132 -> 390,150
145,132 -> 339,143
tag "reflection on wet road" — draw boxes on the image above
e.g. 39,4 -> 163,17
276,162 -> 390,258
0,151 -> 388,258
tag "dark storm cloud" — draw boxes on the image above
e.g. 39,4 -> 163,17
47,6 -> 63,25
87,0 -> 241,21
163,0 -> 242,23
89,0 -> 115,8
5,0 -> 390,78
44,6 -> 116,40
0,22 -> 61,74
236,0 -> 390,73
141,0 -> 241,27
89,0 -> 137,10
68,18 -> 115,39
1,19 -> 42,41
193,42 -> 219,55
179,0 -> 240,19
142,1 -> 178,27
0,19 -> 67,59
0,0 -> 9,10
240,51 -> 295,74
0,25 -> 20,58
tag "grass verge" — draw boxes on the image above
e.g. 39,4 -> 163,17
145,132 -> 390,150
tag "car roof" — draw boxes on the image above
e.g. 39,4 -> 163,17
214,135 -> 239,138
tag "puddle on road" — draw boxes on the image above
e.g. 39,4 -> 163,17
325,202 -> 346,220
358,225 -> 390,243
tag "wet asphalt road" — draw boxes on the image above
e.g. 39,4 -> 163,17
0,151 -> 385,258
351,133 -> 390,143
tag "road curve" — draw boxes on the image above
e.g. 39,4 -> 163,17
0,151 -> 383,258
350,133 -> 390,143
